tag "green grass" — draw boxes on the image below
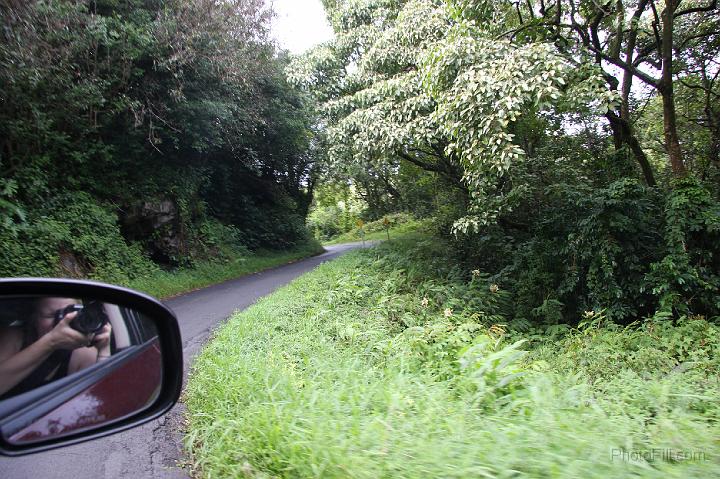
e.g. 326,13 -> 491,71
322,218 -> 425,245
123,240 -> 325,299
184,235 -> 719,478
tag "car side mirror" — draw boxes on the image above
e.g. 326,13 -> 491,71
0,279 -> 182,456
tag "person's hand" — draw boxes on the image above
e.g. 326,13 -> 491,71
46,312 -> 88,350
91,323 -> 112,357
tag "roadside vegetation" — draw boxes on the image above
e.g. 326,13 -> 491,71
185,236 -> 719,477
324,219 -> 419,244
3,0 -> 720,475
292,0 -> 719,326
125,239 -> 324,299
319,213 -> 422,245
1,1 -> 318,290
186,1 -> 720,467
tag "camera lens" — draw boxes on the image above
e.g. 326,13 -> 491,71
76,312 -> 104,333
73,301 -> 109,334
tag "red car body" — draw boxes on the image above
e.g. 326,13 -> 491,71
10,338 -> 162,444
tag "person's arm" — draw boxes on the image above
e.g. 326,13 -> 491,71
0,312 -> 87,396
68,323 -> 112,373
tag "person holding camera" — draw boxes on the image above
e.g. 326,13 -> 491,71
0,297 -> 112,399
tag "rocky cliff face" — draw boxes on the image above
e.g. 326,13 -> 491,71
120,199 -> 185,265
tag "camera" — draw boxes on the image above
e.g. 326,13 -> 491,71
54,301 -> 109,335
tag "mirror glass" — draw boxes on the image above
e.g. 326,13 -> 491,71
0,296 -> 162,445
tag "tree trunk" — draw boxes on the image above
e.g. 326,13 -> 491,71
702,97 -> 720,179
605,112 -> 657,186
603,65 -> 657,186
660,0 -> 687,176
660,86 -> 686,176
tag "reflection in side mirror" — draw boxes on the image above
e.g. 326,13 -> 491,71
0,296 -> 163,447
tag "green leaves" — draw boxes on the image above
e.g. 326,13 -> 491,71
0,0 -> 320,277
292,0 -> 613,234
643,177 -> 720,316
289,0 -> 452,185
423,22 -> 572,230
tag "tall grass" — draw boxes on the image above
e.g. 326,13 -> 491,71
184,236 -> 719,478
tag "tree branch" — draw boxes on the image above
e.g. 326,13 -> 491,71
592,46 -> 661,87
650,0 -> 663,54
397,150 -> 466,190
678,78 -> 720,99
675,0 -> 717,16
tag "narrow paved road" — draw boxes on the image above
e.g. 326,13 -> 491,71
0,242 -> 369,479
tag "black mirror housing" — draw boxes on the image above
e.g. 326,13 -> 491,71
0,278 -> 183,456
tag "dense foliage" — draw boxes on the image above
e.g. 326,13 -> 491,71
1,0 -> 318,281
294,0 -> 720,324
186,237 -> 719,477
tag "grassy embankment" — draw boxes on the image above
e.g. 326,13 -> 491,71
323,215 -> 424,245
184,235 -> 719,478
124,240 -> 325,299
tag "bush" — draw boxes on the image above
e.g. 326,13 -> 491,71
192,219 -> 250,261
0,192 -> 156,282
245,209 -> 312,250
644,177 -> 720,316
508,179 -> 665,323
306,204 -> 357,240
450,177 -> 720,325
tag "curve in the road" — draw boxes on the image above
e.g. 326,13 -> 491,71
0,242 -> 371,479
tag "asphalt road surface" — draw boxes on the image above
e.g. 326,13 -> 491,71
0,242 -> 370,479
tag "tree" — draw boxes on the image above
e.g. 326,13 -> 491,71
289,0 -> 467,194
0,0 -> 320,276
295,0 -> 720,322
479,0 -> 720,179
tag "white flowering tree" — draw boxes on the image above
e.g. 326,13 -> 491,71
422,17 -> 576,231
290,0 -> 625,232
289,1 -> 466,191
